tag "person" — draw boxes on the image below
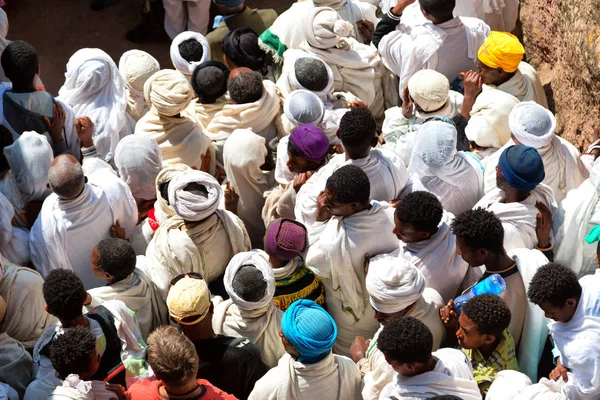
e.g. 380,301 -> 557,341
85,238 -> 168,340
391,191 -> 470,302
221,28 -> 267,77
527,263 -> 600,399
0,190 -> 30,267
295,107 -> 408,227
249,299 -> 362,399
126,325 -> 237,399
275,53 -> 334,102
407,120 -> 484,216
483,102 -> 587,204
449,208 -> 551,380
152,163 -> 192,226
212,250 -> 286,368
263,218 -> 325,311
145,169 -> 250,299
474,144 -> 557,251
382,69 -> 466,167
58,48 -> 134,162
304,165 -> 400,355
118,49 -> 160,121
188,61 -> 231,134
263,124 -> 330,225
0,130 -> 53,229
163,0 -> 211,39
25,269 -> 149,400
373,0 -> 490,94
30,154 -> 138,290
167,275 -> 269,399
0,304 -> 35,398
452,294 -> 519,395
170,31 -> 211,80
223,128 -> 275,247
475,31 -> 548,107
0,41 -> 80,159
355,254 -> 445,399
378,316 -> 482,400
135,69 -> 215,173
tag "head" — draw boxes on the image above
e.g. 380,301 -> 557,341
178,38 -> 205,63
91,238 -> 136,284
212,0 -> 245,15
323,165 -> 370,217
377,316 -> 433,377
527,263 -> 582,323
508,101 -> 556,148
451,208 -> 505,267
225,250 -> 276,309
222,28 -> 265,72
496,144 -> 545,192
286,125 -> 329,174
191,61 -> 230,104
43,269 -> 86,323
294,57 -> 330,93
227,68 -> 263,104
477,31 -> 524,85
118,50 -> 160,92
232,265 -> 267,302
457,294 -> 511,350
338,107 -> 377,159
393,191 -> 443,243
167,276 -> 212,329
49,327 -> 100,380
418,0 -> 455,23
48,154 -> 86,200
147,325 -> 200,388
1,40 -> 38,90
284,90 -> 325,127
264,218 -> 308,263
407,69 -> 450,114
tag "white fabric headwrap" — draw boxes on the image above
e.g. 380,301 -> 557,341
118,50 -> 160,93
284,89 -> 325,126
289,54 -> 335,98
305,7 -> 354,50
168,170 -> 223,221
170,31 -> 211,76
508,100 -> 556,148
153,163 -> 192,224
114,135 -> 163,201
144,69 -> 194,117
224,250 -> 276,310
366,252 -> 426,314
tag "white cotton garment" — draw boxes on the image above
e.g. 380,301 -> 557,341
169,31 -> 210,77
0,191 -> 30,265
114,135 -> 163,201
494,62 -> 548,107
118,50 -> 160,121
485,370 -> 532,400
153,163 -> 192,224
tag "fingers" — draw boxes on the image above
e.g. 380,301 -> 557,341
226,181 -> 231,190
561,368 -> 568,382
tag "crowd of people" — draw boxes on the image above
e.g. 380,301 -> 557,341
0,0 -> 599,398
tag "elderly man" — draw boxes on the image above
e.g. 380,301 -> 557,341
30,154 -> 138,290
249,300 -> 362,399
118,50 -> 160,121
353,254 -> 444,400
170,31 -> 211,79
483,101 -> 587,203
145,169 -> 250,299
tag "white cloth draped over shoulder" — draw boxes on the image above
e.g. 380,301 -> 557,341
118,50 -> 160,121
114,135 -> 163,201
186,96 -> 230,133
0,191 -> 31,266
58,48 -> 134,161
493,62 -> 548,107
485,370 -> 532,400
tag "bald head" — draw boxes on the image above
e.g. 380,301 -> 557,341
48,155 -> 85,200
227,68 -> 263,104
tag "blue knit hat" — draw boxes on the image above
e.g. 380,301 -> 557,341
498,144 -> 545,192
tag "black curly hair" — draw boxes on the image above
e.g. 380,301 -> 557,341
227,70 -> 264,104
395,191 -> 443,234
338,107 -> 377,158
232,265 -> 267,303
527,263 -> 582,307
178,38 -> 205,63
325,165 -> 370,205
295,57 -> 329,92
451,208 -> 504,253
377,316 -> 432,364
419,0 -> 455,21
462,294 -> 511,341
96,238 -> 137,282
49,326 -> 97,379
43,269 -> 86,321
1,40 -> 38,88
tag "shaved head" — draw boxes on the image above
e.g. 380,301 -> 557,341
48,155 -> 85,200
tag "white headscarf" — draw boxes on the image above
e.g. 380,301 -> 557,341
366,252 -> 426,314
224,250 -> 276,311
170,31 -> 211,76
118,50 -> 160,120
0,192 -> 30,265
168,170 -> 223,221
144,69 -> 194,117
114,135 -> 163,201
508,101 -> 556,148
305,7 -> 354,50
58,49 -> 130,160
283,89 -> 325,126
153,164 -> 192,224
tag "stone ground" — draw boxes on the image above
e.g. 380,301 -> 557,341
7,0 -> 293,94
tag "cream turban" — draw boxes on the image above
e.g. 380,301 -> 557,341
144,69 -> 194,117
305,7 -> 353,50
154,163 -> 192,224
170,31 -> 211,76
407,69 -> 450,113
168,170 -> 223,221
366,253 -> 426,314
508,101 -> 556,148
118,50 -> 160,93
224,250 -> 275,311
114,135 -> 163,201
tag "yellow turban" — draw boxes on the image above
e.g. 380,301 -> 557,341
478,31 -> 525,73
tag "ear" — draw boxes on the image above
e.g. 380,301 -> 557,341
371,136 -> 379,148
336,129 -> 340,139
45,304 -> 54,316
477,248 -> 489,260
566,298 -> 577,308
483,334 -> 496,345
419,231 -> 432,240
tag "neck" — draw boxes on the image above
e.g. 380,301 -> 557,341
504,188 -> 530,203
10,83 -> 36,93
354,203 -> 371,214
268,255 -> 288,269
419,356 -> 437,373
162,380 -> 200,397
484,252 -> 514,271
181,324 -> 216,341
346,150 -> 370,161
478,340 -> 500,360
61,315 -> 89,329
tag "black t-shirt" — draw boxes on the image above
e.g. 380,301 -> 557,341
193,335 -> 268,400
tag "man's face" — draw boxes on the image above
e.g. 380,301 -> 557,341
392,215 -> 428,244
373,307 -> 408,326
538,300 -> 577,323
287,152 -> 312,174
495,165 -> 506,190
477,60 -> 504,86
456,313 -> 492,350
456,237 -> 486,267
384,355 -> 418,377
90,247 -> 110,282
323,188 -> 356,217
78,349 -> 101,380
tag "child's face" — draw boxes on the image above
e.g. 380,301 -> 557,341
456,313 -> 493,350
79,349 -> 101,380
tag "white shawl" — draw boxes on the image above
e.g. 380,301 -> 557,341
495,62 -> 549,108
0,192 -> 31,265
0,332 -> 34,398
114,135 -> 163,201
118,50 -> 160,121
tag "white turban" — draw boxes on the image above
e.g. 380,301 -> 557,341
508,101 -> 556,148
144,69 -> 194,117
305,7 -> 353,50
114,135 -> 163,201
0,192 -> 30,265
118,50 -> 160,94
284,90 -> 325,126
168,170 -> 223,221
154,163 -> 192,224
224,250 -> 275,311
290,55 -> 335,98
170,31 -> 211,76
366,253 -> 426,314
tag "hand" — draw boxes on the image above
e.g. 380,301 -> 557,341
402,86 -> 413,118
224,182 -> 239,214
315,190 -> 332,222
110,220 -> 127,240
390,198 -> 401,208
330,145 -> 344,154
350,336 -> 371,362
75,116 -> 94,148
105,384 -> 126,400
200,148 -> 212,173
549,360 -> 568,382
535,201 -> 552,248
462,70 -> 483,101
356,20 -> 374,43
347,100 -> 369,109
439,299 -> 459,331
44,103 -> 66,143
392,0 -> 416,15
364,253 -> 371,276
214,168 -> 226,184
293,171 -> 313,193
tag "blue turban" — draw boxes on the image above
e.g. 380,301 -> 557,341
498,144 -> 545,192
281,300 -> 337,364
